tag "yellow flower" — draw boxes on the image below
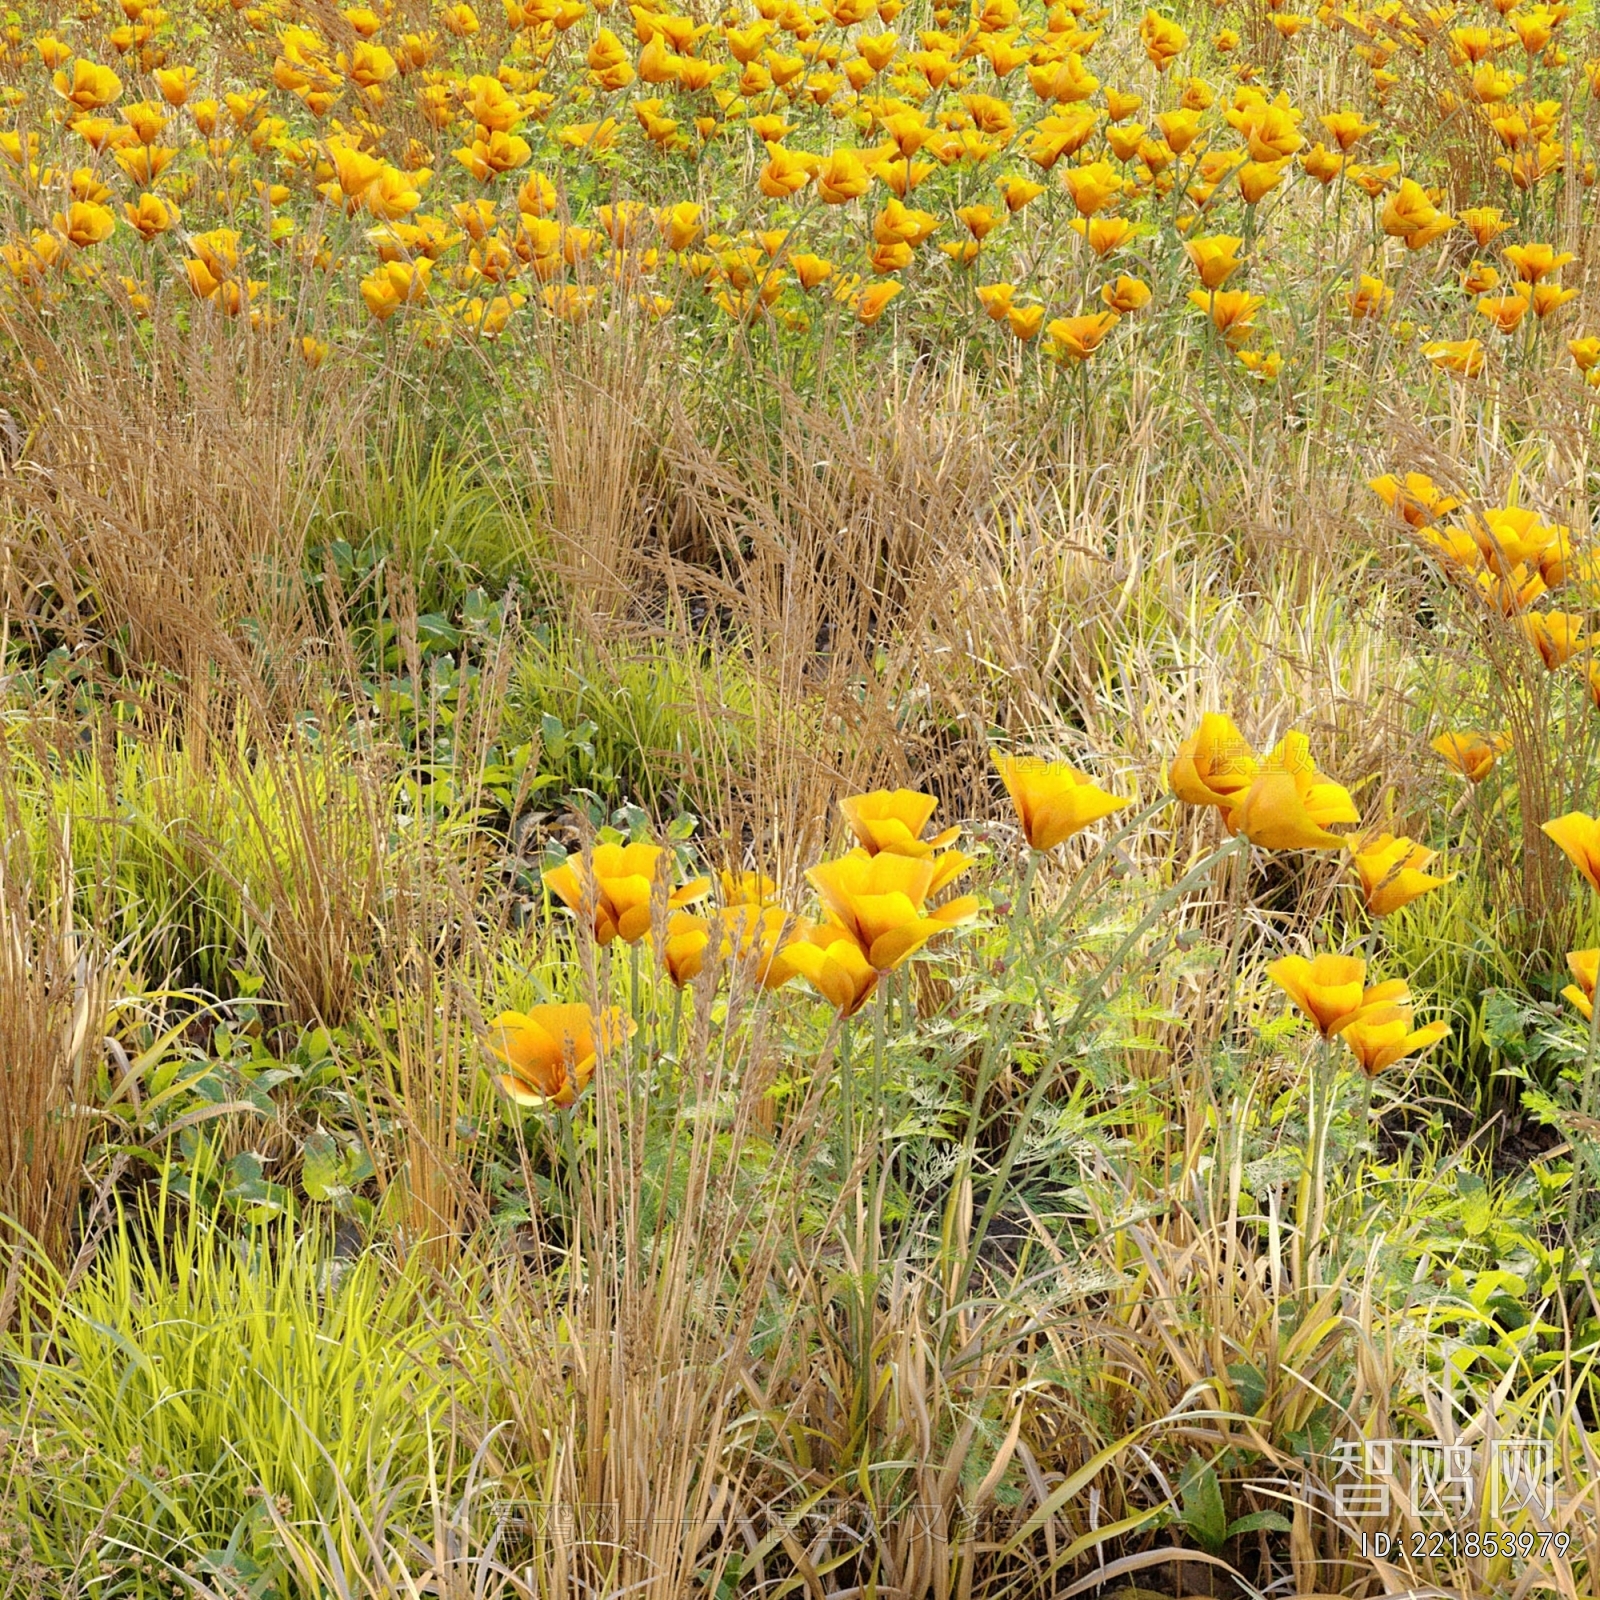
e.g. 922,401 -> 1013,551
1339,1004 -> 1450,1076
816,147 -> 872,203
1027,53 -> 1099,104
543,842 -> 711,946
1542,812 -> 1600,893
1189,287 -> 1265,347
486,1003 -> 632,1108
1183,233 -> 1244,289
53,58 -> 122,111
1238,158 -> 1288,205
1006,303 -> 1046,340
1156,108 -> 1202,152
359,257 -> 431,320
723,902 -> 808,987
1466,507 -> 1554,577
1228,93 -> 1303,160
856,280 -> 901,325
998,175 -> 1046,212
1502,241 -> 1574,283
1431,730 -> 1510,782
1320,109 -> 1375,150
55,201 -> 116,248
364,164 -> 425,222
721,869 -> 779,906
658,201 -> 702,250
1461,205 -> 1510,247
792,253 -> 834,289
1139,9 -> 1189,71
780,924 -> 880,1015
806,851 -> 978,972
660,910 -> 711,986
839,790 -> 961,858
152,66 -> 196,106
992,751 -> 1132,850
1419,523 -> 1483,571
1268,953 -> 1407,1037
1477,286 -> 1533,335
1071,216 -> 1139,257
1226,731 -> 1357,851
1474,562 -> 1546,615
1422,339 -> 1485,377
1568,336 -> 1600,373
1348,274 -> 1392,320
455,129 -> 533,179
1062,160 -> 1122,217
1368,471 -> 1461,528
1532,282 -> 1578,319
957,203 -> 1003,241
759,143 -> 819,197
1349,833 -> 1453,916
1101,275 -> 1152,314
1380,178 -> 1456,248
1560,948 -> 1600,1020
1043,311 -> 1118,361
1519,610 -> 1589,669
1170,713 -> 1258,808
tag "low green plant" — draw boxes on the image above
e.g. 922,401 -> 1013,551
1,1190 -> 469,1599
505,627 -> 762,818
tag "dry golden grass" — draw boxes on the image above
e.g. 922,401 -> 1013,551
0,768 -> 110,1269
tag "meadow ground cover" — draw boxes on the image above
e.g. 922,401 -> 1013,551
4,0 -> 1600,1592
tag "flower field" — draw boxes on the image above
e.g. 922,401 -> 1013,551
4,0 -> 1600,1591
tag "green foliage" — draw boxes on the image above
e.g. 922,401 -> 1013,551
2,1196 -> 464,1599
505,627 -> 762,815
309,423 -> 527,617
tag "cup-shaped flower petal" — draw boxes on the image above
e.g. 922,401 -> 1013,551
1464,505 -> 1559,576
925,849 -> 975,896
1542,812 -> 1600,893
1268,954 -> 1370,1036
992,751 -> 1132,850
1519,610 -> 1588,669
1189,286 -> 1265,346
1367,471 -> 1460,528
1183,233 -> 1243,289
1561,947 -> 1599,1020
661,910 -> 711,986
839,789 -> 960,857
1422,338 -> 1484,377
1227,732 -> 1357,851
487,1003 -> 632,1107
1431,730 -> 1508,782
1349,833 -> 1453,916
1339,1003 -> 1450,1077
543,842 -> 710,945
1169,713 -> 1258,807
1269,954 -> 1409,1037
1043,311 -> 1119,362
721,868 -> 780,906
806,851 -> 978,971
716,902 -> 804,985
781,924 -> 880,1015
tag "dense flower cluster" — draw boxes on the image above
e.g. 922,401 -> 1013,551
1,0 -> 1596,371
484,728 -> 1470,1108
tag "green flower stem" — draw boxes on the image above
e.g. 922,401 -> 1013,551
1568,978 -> 1600,1247
838,1012 -> 855,1177
668,980 -> 685,1070
1296,1031 -> 1337,1291
1009,847 -> 1039,956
